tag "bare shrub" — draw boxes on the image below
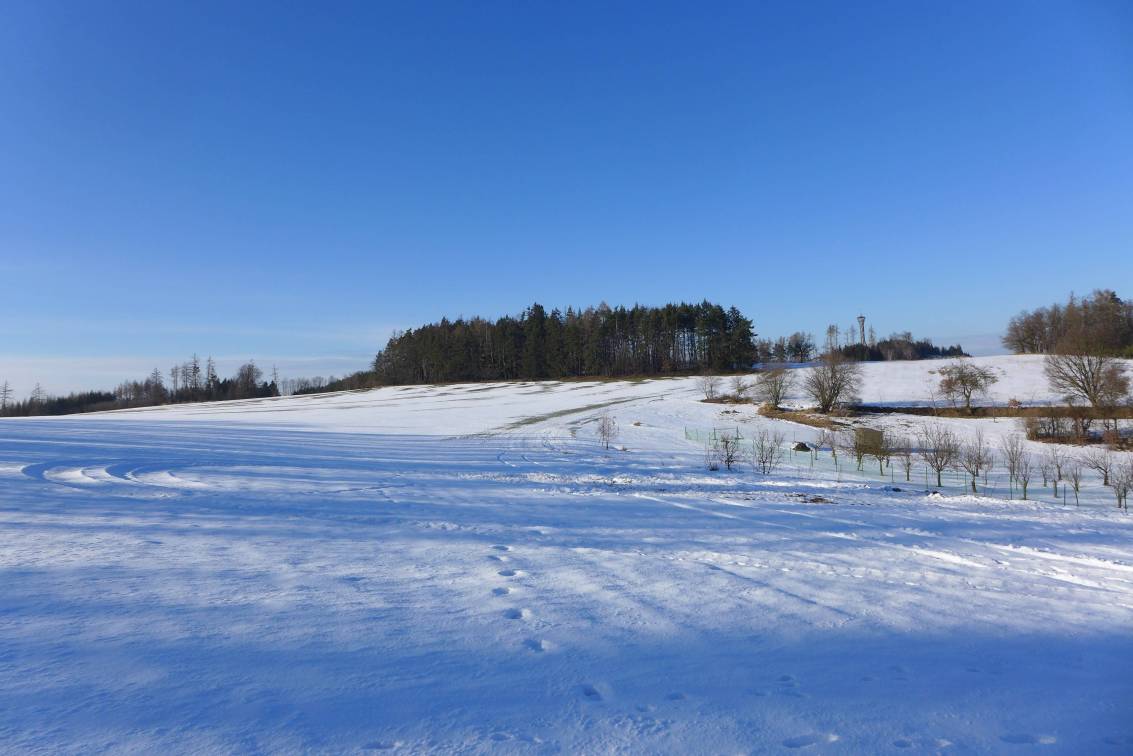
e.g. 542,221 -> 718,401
755,368 -> 793,409
730,375 -> 750,400
698,375 -> 722,401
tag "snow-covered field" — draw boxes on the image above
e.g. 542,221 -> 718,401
2,358 -> 1132,753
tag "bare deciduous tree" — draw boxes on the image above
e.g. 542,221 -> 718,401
1044,351 -> 1130,416
1045,446 -> 1066,497
1066,461 -> 1083,506
895,436 -> 915,482
1084,447 -> 1114,487
704,442 -> 720,471
1001,434 -> 1026,487
815,429 -> 838,462
846,431 -> 868,471
597,412 -> 618,450
919,424 -> 960,488
1016,454 -> 1034,500
755,368 -> 794,409
802,353 -> 863,414
1109,456 -> 1132,511
958,430 -> 993,494
0,380 -> 11,411
753,429 -> 786,474
714,431 -> 745,471
937,360 -> 999,413
867,432 -> 894,476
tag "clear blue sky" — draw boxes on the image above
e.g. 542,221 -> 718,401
2,1 -> 1132,394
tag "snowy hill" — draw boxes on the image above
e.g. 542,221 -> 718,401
1,357 -> 1132,753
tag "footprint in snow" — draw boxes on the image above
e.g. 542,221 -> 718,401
1104,735 -> 1133,746
1000,734 -> 1057,745
487,555 -> 509,562
523,639 -> 547,653
491,587 -> 510,596
782,733 -> 837,749
491,545 -> 511,551
665,692 -> 686,701
504,608 -> 532,620
893,739 -> 913,749
363,741 -> 401,751
498,569 -> 522,577
580,684 -> 603,701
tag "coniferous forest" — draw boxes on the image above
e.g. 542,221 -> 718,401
311,302 -> 757,391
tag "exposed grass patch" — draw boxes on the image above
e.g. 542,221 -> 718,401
756,405 -> 851,430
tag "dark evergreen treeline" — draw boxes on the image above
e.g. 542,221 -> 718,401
751,330 -> 964,364
0,390 -> 118,417
838,333 -> 967,362
1003,289 -> 1133,356
0,357 -> 279,417
303,301 -> 756,391
754,333 -> 817,363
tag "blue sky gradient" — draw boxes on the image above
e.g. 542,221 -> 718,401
2,1 -> 1132,394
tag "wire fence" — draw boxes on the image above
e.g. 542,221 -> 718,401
683,426 -> 1128,510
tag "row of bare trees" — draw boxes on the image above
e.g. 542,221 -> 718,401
806,423 -> 1131,509
699,353 -> 864,414
705,429 -> 787,474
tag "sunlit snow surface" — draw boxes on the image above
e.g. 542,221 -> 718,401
1,365 -> 1132,753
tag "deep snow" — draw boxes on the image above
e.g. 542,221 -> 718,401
1,358 -> 1131,753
